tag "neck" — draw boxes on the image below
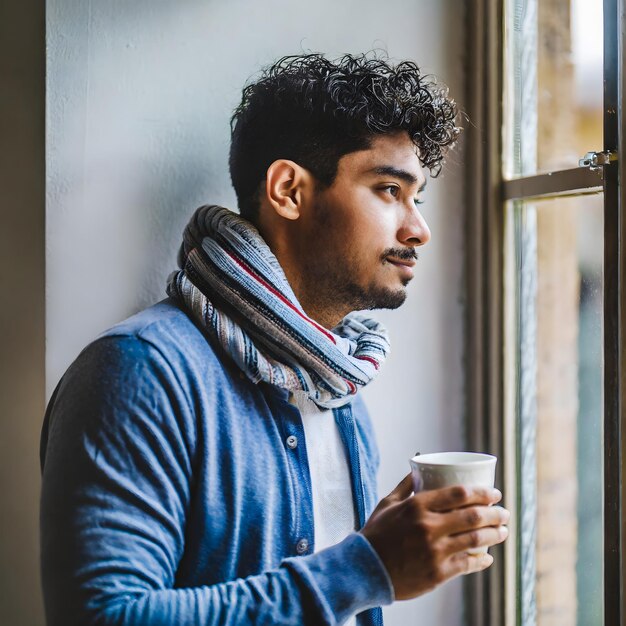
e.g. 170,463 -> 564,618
275,260 -> 344,329
255,222 -> 345,330
297,290 -> 346,330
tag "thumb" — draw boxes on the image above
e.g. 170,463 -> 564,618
367,473 -> 414,522
385,473 -> 414,502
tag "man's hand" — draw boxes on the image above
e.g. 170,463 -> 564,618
360,473 -> 510,601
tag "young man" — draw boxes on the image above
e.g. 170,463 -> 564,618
40,54 -> 509,625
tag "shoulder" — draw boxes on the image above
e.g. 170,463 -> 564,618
86,297 -> 233,384
100,298 -> 216,359
48,298 -> 237,428
42,299 -> 234,467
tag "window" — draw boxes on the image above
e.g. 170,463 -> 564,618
464,0 -> 624,624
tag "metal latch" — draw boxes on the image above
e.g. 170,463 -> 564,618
579,150 -> 618,169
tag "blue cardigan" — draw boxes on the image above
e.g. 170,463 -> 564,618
40,298 -> 393,625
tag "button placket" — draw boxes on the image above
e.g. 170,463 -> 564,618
296,538 -> 309,554
276,397 -> 313,559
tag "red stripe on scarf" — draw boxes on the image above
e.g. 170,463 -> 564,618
356,355 -> 380,369
226,251 -> 337,345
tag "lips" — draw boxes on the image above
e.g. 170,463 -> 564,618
386,257 -> 416,279
386,257 -> 416,268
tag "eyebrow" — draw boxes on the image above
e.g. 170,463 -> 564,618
368,166 -> 427,192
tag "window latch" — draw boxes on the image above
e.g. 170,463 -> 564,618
578,150 -> 618,169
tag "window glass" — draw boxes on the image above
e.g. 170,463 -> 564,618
508,193 -> 603,625
504,0 -> 603,178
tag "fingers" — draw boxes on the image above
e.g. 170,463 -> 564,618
445,551 -> 494,578
425,485 -> 502,512
438,504 -> 510,536
443,524 -> 509,555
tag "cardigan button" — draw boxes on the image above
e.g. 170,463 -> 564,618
286,435 -> 298,449
296,538 -> 309,554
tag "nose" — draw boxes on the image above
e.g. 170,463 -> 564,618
397,205 -> 431,247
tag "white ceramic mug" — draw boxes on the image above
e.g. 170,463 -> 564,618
409,451 -> 498,554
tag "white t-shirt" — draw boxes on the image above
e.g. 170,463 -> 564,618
289,391 -> 358,626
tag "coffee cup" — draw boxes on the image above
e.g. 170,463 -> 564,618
409,451 -> 498,554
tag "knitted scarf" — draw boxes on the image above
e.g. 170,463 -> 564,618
166,205 -> 390,409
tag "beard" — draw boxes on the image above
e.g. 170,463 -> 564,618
301,255 -> 409,312
297,193 -> 416,315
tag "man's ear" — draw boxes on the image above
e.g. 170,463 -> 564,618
265,159 -> 312,220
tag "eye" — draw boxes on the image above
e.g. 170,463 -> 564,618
414,197 -> 425,206
381,185 -> 400,197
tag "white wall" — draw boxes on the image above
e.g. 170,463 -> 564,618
47,1 -> 466,624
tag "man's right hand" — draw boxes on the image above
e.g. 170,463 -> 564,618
360,473 -> 510,601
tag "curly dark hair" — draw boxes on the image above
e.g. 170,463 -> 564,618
229,53 -> 461,221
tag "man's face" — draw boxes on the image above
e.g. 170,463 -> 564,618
294,132 -> 431,319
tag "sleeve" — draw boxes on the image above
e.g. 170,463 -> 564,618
40,335 -> 393,626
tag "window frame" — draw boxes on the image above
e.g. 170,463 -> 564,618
464,0 -> 626,624
602,0 -> 625,622
464,1 -> 507,624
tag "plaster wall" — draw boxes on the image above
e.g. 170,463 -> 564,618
46,2 -> 467,624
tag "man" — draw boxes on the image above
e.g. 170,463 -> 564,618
40,53 -> 509,625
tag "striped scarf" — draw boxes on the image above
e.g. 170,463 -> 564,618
166,205 -> 390,409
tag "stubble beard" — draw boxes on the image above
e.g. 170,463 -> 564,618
299,194 -> 411,317
302,257 -> 408,316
